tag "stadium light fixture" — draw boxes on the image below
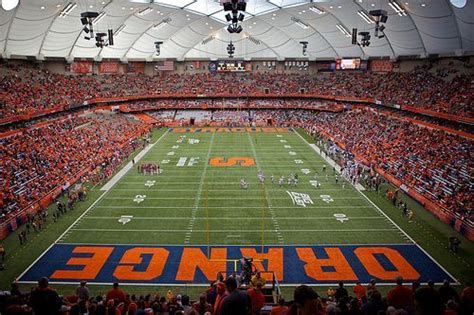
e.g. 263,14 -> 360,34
450,0 -> 467,8
291,17 -> 309,30
308,6 -> 324,15
227,41 -> 235,58
137,7 -> 153,16
59,2 -> 77,18
357,10 -> 374,24
154,41 -> 163,56
92,11 -> 106,25
153,17 -> 171,30
336,24 -> 351,37
1,0 -> 19,11
246,34 -> 260,45
202,35 -> 215,45
388,0 -> 407,16
114,24 -> 126,36
300,41 -> 308,56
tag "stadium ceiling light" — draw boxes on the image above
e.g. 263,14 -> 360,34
59,2 -> 77,17
308,6 -> 324,14
114,24 -> 126,36
1,0 -> 19,11
336,24 -> 351,37
137,7 -> 153,15
291,17 -> 309,29
201,35 -> 215,45
357,10 -> 374,24
92,11 -> 106,25
450,0 -> 467,8
153,17 -> 171,29
388,0 -> 407,16
246,33 -> 260,45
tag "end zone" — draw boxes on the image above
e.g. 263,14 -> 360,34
170,127 -> 291,133
18,244 -> 456,286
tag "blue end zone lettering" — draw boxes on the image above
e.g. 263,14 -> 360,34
19,244 -> 455,285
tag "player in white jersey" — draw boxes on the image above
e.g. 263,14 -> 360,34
240,178 -> 248,189
279,176 -> 285,187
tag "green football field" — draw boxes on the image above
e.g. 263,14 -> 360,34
58,128 -> 410,246
16,127 -> 469,289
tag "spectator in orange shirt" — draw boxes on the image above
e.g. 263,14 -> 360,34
213,282 -> 227,315
247,282 -> 265,315
271,298 -> 289,315
387,277 -> 414,312
106,283 -> 127,304
353,281 -> 366,299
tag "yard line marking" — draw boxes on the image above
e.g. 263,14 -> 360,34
69,228 -> 399,233
94,205 -> 374,209
109,188 -> 358,192
104,197 -> 363,200
83,216 -> 385,220
247,132 -> 285,245
17,130 -> 172,280
294,129 -> 460,284
101,131 -> 169,191
184,132 -> 215,245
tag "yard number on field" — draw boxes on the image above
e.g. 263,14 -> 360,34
334,214 -> 349,223
144,180 -> 156,187
287,191 -> 313,207
133,195 -> 146,203
320,195 -> 334,203
176,157 -> 199,167
118,215 -> 133,225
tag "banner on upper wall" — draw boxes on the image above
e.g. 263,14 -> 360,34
127,62 -> 145,73
18,244 -> 456,285
99,61 -> 120,74
369,60 -> 394,72
70,61 -> 93,74
316,61 -> 336,72
156,61 -> 174,71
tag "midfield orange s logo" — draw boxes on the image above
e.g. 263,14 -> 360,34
209,157 -> 255,167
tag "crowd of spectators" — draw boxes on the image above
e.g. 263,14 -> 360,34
1,113 -> 149,223
1,64 -> 472,122
0,276 -> 473,315
251,109 -> 472,221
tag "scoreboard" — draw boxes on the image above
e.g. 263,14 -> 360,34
336,58 -> 361,70
212,60 -> 248,72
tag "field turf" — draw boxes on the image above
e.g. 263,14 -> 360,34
2,127 -> 473,295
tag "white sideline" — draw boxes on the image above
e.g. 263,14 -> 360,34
100,131 -> 169,191
294,130 -> 460,284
